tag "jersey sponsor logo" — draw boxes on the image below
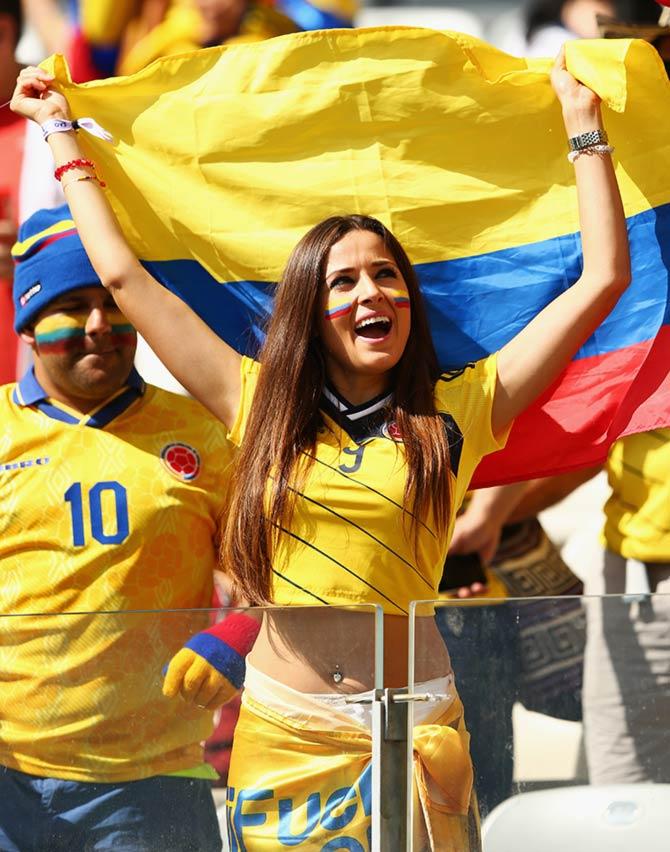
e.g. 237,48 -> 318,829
19,282 -> 42,307
0,456 -> 50,472
382,420 -> 403,442
161,443 -> 201,481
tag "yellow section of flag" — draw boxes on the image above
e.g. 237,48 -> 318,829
43,29 -> 670,284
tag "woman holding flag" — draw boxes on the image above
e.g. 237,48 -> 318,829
11,49 -> 630,849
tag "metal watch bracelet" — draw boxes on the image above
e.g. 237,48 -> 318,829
568,129 -> 609,152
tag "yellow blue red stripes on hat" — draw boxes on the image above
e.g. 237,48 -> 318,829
12,218 -> 78,262
42,31 -> 670,484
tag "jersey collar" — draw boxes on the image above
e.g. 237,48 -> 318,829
320,383 -> 393,444
13,367 -> 146,429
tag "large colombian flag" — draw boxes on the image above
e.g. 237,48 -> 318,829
43,29 -> 670,486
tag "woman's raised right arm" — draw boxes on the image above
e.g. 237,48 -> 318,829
11,67 -> 242,428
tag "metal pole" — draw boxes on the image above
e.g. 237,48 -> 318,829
371,688 -> 410,851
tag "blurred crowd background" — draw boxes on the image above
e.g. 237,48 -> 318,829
10,1 -> 670,82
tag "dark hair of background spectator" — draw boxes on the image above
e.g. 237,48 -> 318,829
0,0 -> 22,46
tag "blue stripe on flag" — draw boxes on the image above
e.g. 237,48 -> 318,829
147,202 -> 670,368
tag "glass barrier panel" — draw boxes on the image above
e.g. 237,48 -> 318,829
409,594 -> 670,852
0,604 -> 381,852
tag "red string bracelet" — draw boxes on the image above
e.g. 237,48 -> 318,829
54,158 -> 106,188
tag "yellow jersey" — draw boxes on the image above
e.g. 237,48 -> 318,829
603,428 -> 670,562
0,368 -> 234,781
230,355 -> 508,614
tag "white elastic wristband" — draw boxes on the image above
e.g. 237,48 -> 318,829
41,117 -> 113,143
567,144 -> 614,164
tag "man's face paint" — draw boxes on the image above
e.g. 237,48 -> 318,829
34,309 -> 136,353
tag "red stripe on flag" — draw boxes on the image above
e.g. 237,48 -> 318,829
472,325 -> 670,487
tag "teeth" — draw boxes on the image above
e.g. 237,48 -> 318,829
355,316 -> 391,330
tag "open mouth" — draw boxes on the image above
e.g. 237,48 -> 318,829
354,315 -> 392,339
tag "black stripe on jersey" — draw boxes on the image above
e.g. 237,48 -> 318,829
271,569 -> 330,605
437,364 -> 476,383
284,483 -> 434,590
275,525 -> 408,615
303,452 -> 438,540
320,397 -> 390,445
609,496 -> 670,535
322,384 -> 391,417
436,367 -> 473,478
440,413 -> 464,478
619,460 -> 666,488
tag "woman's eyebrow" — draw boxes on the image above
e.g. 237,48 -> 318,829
326,259 -> 397,280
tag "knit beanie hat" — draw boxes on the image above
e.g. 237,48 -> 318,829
12,204 -> 102,332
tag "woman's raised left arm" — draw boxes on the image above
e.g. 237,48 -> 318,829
492,48 -> 631,438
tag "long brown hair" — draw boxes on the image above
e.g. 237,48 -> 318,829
221,215 -> 453,604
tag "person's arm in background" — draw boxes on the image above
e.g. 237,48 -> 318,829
450,483 -> 530,565
22,0 -> 71,56
505,464 -> 602,523
448,467 -> 602,597
447,483 -> 528,598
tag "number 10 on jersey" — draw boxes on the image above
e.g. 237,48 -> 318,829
64,481 -> 130,546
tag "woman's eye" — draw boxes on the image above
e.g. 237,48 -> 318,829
329,276 -> 353,289
376,267 -> 397,279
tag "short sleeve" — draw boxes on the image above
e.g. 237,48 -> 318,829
227,357 -> 261,447
434,353 -> 511,463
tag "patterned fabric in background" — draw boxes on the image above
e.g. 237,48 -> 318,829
492,519 -> 584,721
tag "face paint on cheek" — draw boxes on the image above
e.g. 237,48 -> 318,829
108,309 -> 137,346
34,309 -> 137,353
324,293 -> 354,321
389,288 -> 411,310
34,312 -> 88,354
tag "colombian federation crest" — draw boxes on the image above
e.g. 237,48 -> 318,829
382,420 -> 404,442
161,443 -> 201,481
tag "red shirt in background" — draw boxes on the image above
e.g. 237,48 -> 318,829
0,109 -> 24,385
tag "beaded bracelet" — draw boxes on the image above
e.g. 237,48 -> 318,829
567,144 -> 614,165
54,158 -> 106,187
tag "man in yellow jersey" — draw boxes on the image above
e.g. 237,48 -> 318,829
0,204 -> 235,851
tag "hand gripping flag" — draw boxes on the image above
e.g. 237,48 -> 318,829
43,29 -> 670,486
